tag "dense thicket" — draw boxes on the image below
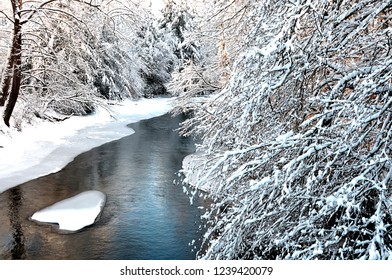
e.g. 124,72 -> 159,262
23,2 -> 146,118
137,0 -> 198,97
0,0 -> 187,128
172,0 -> 392,260
0,0 -> 149,126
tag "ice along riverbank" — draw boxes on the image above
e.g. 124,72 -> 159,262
0,97 -> 173,194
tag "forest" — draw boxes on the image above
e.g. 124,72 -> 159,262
1,0 -> 392,260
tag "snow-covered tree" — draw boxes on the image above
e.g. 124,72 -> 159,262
21,1 -> 146,117
179,0 -> 392,260
0,0 -> 23,127
159,0 -> 199,61
0,0 -> 148,127
135,0 -> 200,97
136,17 -> 178,96
168,0 -> 251,114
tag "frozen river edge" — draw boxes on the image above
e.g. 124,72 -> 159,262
0,97 -> 173,194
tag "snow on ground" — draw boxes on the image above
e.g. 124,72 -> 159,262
0,97 -> 173,194
31,190 -> 106,231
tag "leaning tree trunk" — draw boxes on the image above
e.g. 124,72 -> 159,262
0,53 -> 13,107
0,0 -> 23,127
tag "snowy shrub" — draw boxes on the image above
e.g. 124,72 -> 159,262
168,0 -> 256,114
139,0 -> 200,97
1,0 -> 150,124
19,1 -> 145,118
136,21 -> 178,97
180,0 -> 392,260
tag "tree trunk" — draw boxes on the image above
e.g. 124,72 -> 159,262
0,55 -> 13,107
1,0 -> 23,127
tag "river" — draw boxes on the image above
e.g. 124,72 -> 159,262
0,113 -> 207,259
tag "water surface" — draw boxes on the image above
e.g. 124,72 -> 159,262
0,114 -> 207,259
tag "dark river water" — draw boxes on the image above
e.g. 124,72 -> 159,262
0,113 -> 207,260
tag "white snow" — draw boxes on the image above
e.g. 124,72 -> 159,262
0,97 -> 173,194
368,242 -> 381,260
250,176 -> 272,191
141,0 -> 164,18
275,130 -> 293,143
182,152 -> 209,190
150,0 -> 164,18
31,190 -> 106,231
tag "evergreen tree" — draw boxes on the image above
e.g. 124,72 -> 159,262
138,0 -> 199,97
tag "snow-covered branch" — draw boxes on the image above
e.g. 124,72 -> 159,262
179,0 -> 392,260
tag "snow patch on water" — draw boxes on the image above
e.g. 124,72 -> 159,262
31,190 -> 106,232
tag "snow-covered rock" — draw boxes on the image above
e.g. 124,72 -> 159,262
31,190 -> 106,232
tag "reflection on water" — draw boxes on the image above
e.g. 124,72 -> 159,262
0,114 -> 207,259
8,188 -> 26,259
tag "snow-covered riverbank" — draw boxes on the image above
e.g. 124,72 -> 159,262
0,97 -> 173,194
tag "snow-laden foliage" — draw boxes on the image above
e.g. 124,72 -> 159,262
136,18 -> 178,97
120,0 -> 200,97
17,1 -> 146,120
179,0 -> 392,260
160,0 -> 199,62
168,0 -> 253,114
144,0 -> 202,99
0,0 -> 163,126
0,18 -> 8,69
